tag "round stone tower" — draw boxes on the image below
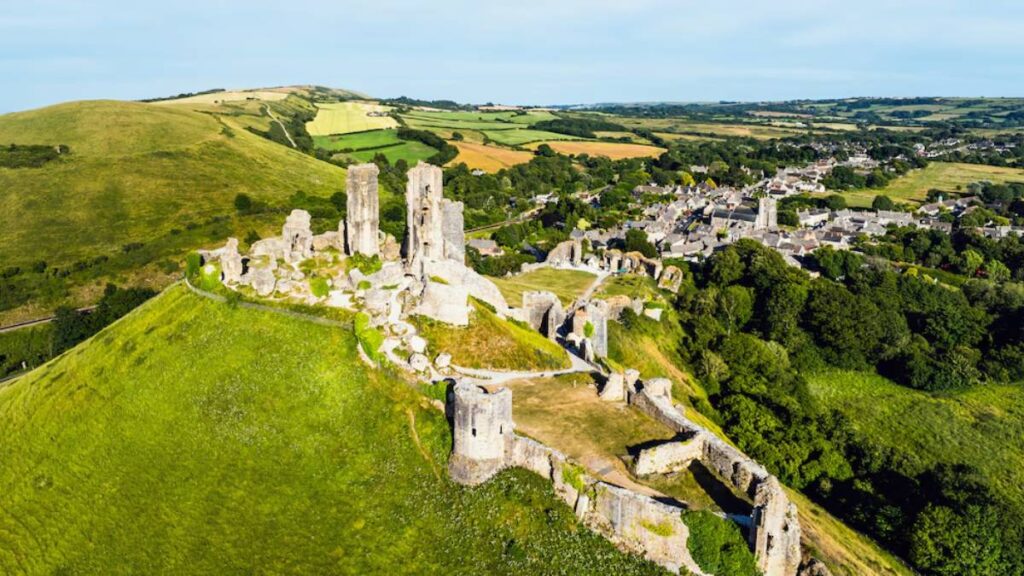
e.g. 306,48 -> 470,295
448,381 -> 514,486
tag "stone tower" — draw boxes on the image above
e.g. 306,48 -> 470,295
448,381 -> 514,486
345,163 -> 380,256
406,162 -> 445,268
756,196 -> 778,230
523,291 -> 565,340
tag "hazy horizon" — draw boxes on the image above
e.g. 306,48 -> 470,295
2,0 -> 1023,113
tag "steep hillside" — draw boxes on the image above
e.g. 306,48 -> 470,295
0,100 -> 346,267
0,285 -> 663,575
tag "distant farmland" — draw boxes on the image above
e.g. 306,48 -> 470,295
314,128 -> 437,165
832,162 -> 1024,208
527,140 -> 666,160
448,141 -> 533,172
306,102 -> 397,135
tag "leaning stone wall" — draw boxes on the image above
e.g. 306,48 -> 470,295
346,163 -> 381,256
441,199 -> 465,263
633,439 -> 706,476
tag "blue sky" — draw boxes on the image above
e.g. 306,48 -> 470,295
2,0 -> 1023,113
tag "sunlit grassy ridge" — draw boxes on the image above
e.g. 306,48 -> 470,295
0,285 -> 664,575
0,100 -> 346,268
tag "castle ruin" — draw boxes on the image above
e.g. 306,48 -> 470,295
345,163 -> 380,256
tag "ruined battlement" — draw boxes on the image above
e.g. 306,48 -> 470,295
448,382 -> 514,486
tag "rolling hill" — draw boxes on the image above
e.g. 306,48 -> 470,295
0,100 -> 346,267
0,285 -> 663,575
0,99 -> 348,322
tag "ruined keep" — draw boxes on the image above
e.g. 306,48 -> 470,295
522,291 -> 565,340
448,381 -> 514,486
345,163 -> 380,256
220,237 -> 244,284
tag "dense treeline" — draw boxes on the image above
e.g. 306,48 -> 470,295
671,240 -> 1024,575
396,127 -> 458,165
0,144 -> 68,168
0,284 -> 155,378
530,118 -> 627,139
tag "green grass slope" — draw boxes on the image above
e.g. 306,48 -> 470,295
0,285 -> 662,575
807,369 -> 1024,511
0,100 -> 347,268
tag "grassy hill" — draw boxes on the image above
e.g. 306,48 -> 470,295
807,369 -> 1024,512
0,285 -> 663,575
0,100 -> 347,321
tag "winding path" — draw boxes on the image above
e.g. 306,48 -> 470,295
264,105 -> 297,148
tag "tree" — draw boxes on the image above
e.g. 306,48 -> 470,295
824,194 -> 847,211
330,191 -> 347,214
624,229 -> 657,258
708,247 -> 743,286
451,131 -> 464,141
872,195 -> 896,211
535,144 -> 556,157
234,193 -> 253,212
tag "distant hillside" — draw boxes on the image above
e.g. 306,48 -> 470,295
0,285 -> 662,575
0,99 -> 347,321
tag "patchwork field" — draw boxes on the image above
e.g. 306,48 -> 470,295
492,268 -> 598,307
806,370 -> 1024,510
306,101 -> 397,135
313,129 -> 439,165
0,286 -> 663,575
526,140 -> 666,160
448,141 -> 534,171
833,161 -> 1024,207
614,117 -> 809,139
313,129 -> 401,150
483,129 -> 577,146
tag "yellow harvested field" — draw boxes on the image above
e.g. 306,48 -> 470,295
153,90 -> 290,105
306,101 -> 398,135
526,141 -> 665,160
448,141 -> 534,172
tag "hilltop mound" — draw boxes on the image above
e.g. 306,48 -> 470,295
0,285 -> 662,574
0,100 -> 346,268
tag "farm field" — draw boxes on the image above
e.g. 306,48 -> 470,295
347,140 -> 438,164
492,268 -> 597,307
0,286 -> 663,575
614,117 -> 809,139
313,129 -> 400,151
833,161 -> 1024,207
448,141 -> 533,172
806,370 -> 1024,511
306,101 -> 397,135
526,140 -> 665,160
483,129 -> 577,146
313,129 -> 439,165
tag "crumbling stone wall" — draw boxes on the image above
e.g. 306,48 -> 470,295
522,291 -> 564,339
633,439 -> 705,476
415,281 -> 469,326
346,163 -> 380,256
546,239 -> 583,267
442,199 -> 465,263
423,258 -> 509,316
659,265 -> 685,293
282,209 -> 314,263
628,384 -> 801,576
585,300 -> 609,358
448,382 -> 708,575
